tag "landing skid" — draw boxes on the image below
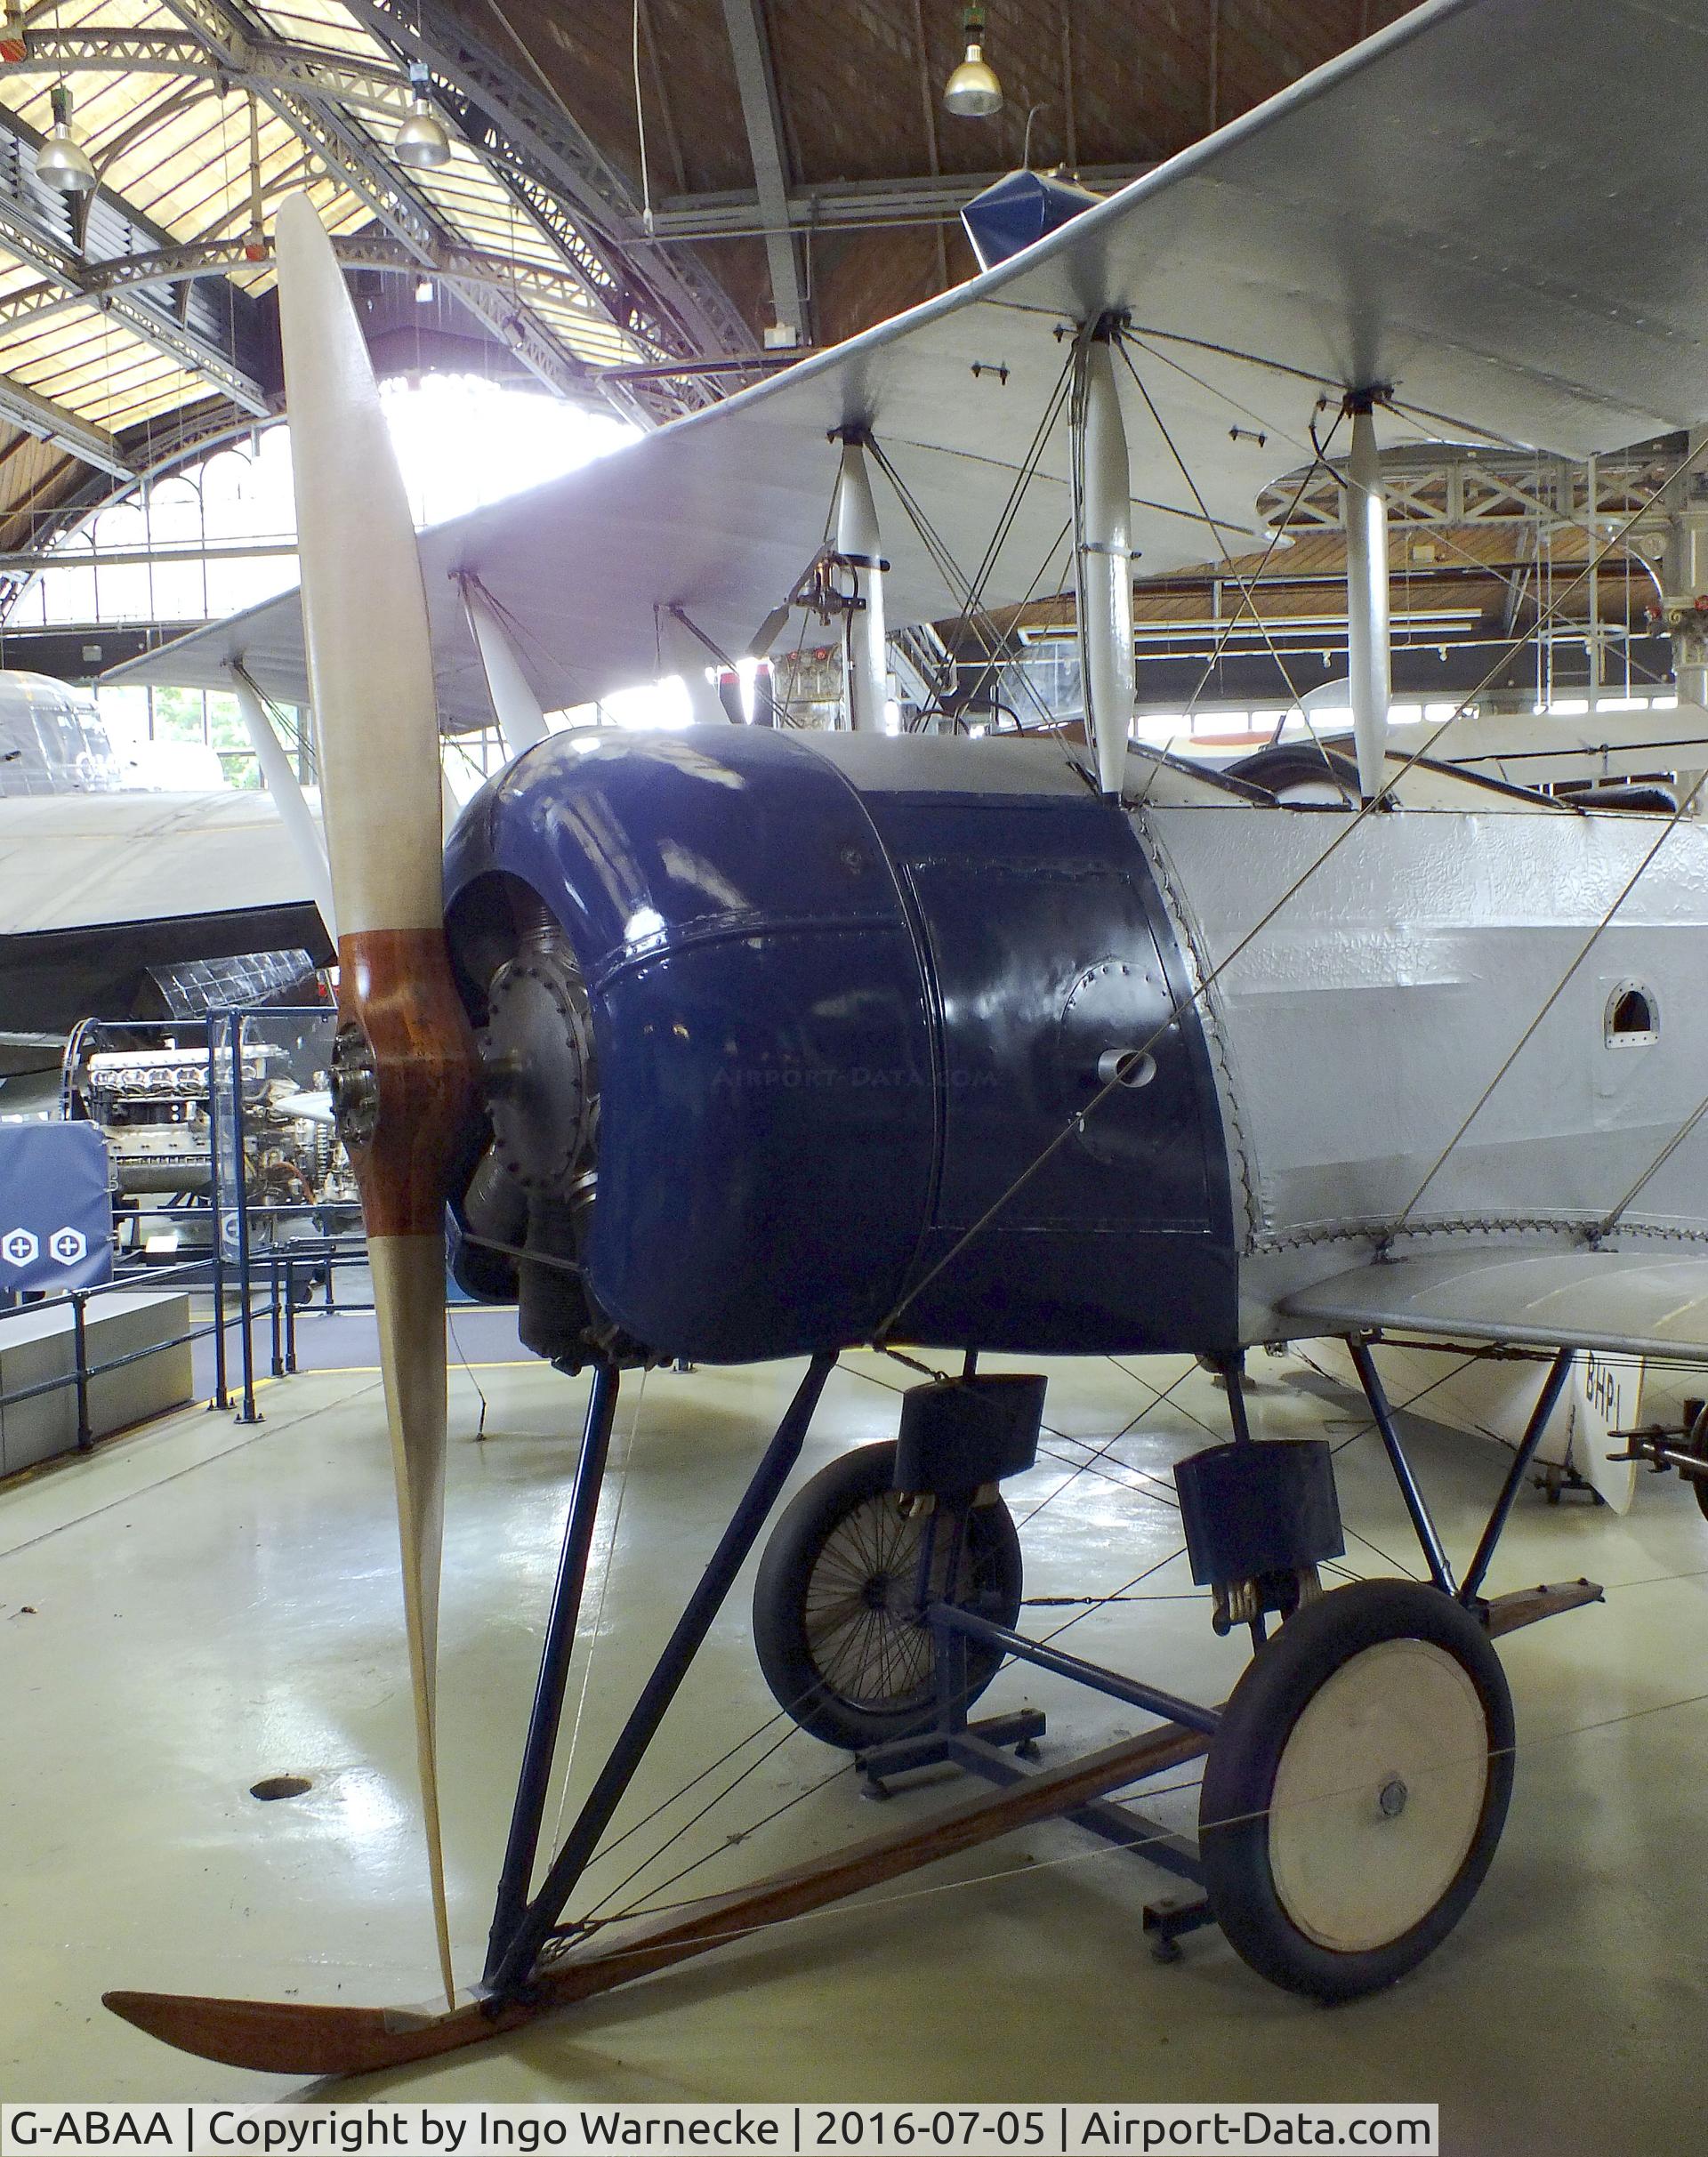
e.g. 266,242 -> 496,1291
106,1343 -> 1603,2078
102,1581 -> 1597,2078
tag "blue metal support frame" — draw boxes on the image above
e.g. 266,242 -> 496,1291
1460,1345 -> 1575,1606
1348,1334 -> 1458,1595
929,1604 -> 1222,1736
485,1350 -> 837,2000
202,1024 -> 230,1413
855,1529 -> 1217,1900
224,1011 -> 262,1426
947,1731 -> 1204,1887
483,1364 -> 622,1984
70,1292 -> 92,1452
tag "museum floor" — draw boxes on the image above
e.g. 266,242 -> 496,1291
2,1345 -> 1704,2152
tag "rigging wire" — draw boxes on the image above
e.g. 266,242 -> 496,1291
840,1353 -> 1189,1515
542,1366 -> 652,1862
1595,1089 -> 1708,1241
864,434 -> 1071,739
1392,763 -> 1708,1231
1114,336 -> 1319,728
932,347 -> 1076,668
566,1673 -> 1708,1950
569,1354 -> 1204,1922
522,1334 -> 1706,1943
1118,327 -> 1318,466
871,427 -> 1708,1344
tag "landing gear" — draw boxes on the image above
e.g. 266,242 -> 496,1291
752,1439 -> 1023,1749
1198,1580 -> 1514,2000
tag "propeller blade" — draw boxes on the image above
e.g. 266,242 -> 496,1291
276,191 -> 478,2008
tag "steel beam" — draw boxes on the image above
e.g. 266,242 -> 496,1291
0,536 -> 292,570
149,0 -> 596,404
347,0 -> 751,375
1259,439 -> 1679,541
719,0 -> 805,339
647,163 -> 1156,237
0,373 -> 132,477
0,195 -> 270,415
0,236 -> 617,344
3,30 -> 413,114
32,0 -> 748,414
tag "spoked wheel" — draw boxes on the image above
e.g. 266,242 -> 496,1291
752,1440 -> 1023,1750
1198,1580 -> 1514,2001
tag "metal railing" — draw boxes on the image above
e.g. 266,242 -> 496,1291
3,996 -> 512,1471
2,1002 -> 349,1458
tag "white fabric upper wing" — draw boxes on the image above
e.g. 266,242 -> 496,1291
108,0 -> 1708,728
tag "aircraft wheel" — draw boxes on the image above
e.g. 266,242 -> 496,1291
1687,1405 -> 1708,1523
752,1440 -> 1022,1750
1198,1579 -> 1513,2001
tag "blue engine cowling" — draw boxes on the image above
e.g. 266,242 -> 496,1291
442,727 -> 1237,1365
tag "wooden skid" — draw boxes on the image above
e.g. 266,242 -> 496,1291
105,1719 -> 1210,2075
1483,1578 -> 1603,1633
102,1580 -> 1600,2078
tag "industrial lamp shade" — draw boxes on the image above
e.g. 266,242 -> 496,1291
395,63 -> 451,170
40,85 -> 96,195
944,5 -> 1003,117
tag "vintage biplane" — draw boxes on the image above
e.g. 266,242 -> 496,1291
102,0 -> 1708,2078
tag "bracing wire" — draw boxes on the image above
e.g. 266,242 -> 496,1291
864,429 -> 1073,740
871,427 -> 1708,1342
568,1674 -> 1708,1951
564,1354 -> 1205,1923
1394,762 -> 1708,1230
543,1366 -> 652,1862
1114,336 -> 1319,725
520,1327 -> 1708,1947
1596,1089 -> 1708,1240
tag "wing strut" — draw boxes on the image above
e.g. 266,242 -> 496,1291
460,575 -> 549,756
228,663 -> 336,941
834,436 -> 889,732
1072,323 -> 1136,797
1345,393 -> 1392,802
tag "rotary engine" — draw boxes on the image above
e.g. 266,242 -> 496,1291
452,892 -> 625,1365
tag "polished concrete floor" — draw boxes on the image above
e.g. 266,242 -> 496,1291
2,1345 -> 1705,2148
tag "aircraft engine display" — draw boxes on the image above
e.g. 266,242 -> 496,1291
61,1030 -> 353,1251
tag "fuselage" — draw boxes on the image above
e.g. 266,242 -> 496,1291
442,726 -> 1708,1370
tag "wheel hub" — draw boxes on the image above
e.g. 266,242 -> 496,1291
1268,1638 -> 1488,1953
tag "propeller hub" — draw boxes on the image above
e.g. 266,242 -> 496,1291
482,921 -> 597,1198
329,1020 -> 381,1150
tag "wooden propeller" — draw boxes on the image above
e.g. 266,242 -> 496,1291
270,191 -> 479,2005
